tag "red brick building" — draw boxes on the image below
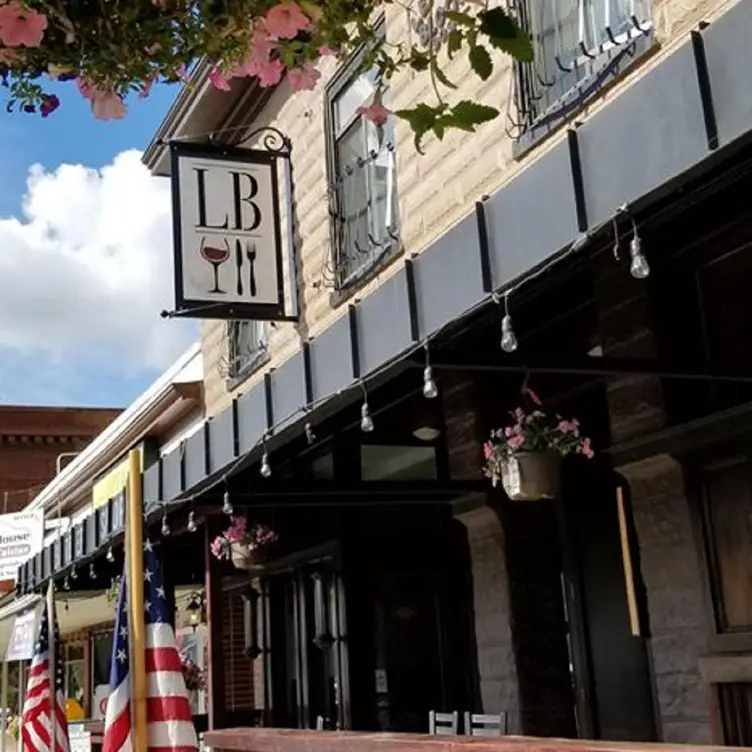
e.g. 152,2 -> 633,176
0,406 -> 121,514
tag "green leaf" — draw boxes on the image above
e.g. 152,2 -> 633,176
450,100 -> 500,129
468,44 -> 493,81
443,10 -> 474,27
431,60 -> 457,90
395,103 -> 441,153
478,7 -> 534,62
447,29 -> 463,58
409,52 -> 430,72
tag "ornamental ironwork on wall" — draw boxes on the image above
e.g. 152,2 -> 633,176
411,0 -> 468,51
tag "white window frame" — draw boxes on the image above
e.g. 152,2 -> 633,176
228,320 -> 268,381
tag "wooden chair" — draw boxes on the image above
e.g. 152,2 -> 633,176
428,710 -> 460,735
463,712 -> 508,736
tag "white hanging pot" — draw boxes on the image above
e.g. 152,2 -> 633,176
501,451 -> 561,501
229,541 -> 266,571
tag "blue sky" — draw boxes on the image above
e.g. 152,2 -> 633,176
0,82 -> 197,408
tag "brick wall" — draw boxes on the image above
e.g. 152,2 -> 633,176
593,262 -> 711,743
199,0 -> 731,417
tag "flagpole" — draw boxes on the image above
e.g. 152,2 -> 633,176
46,581 -> 55,751
126,448 -> 148,751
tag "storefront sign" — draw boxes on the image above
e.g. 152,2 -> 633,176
93,446 -> 143,510
6,608 -> 38,661
69,723 -> 92,752
0,509 -> 44,581
169,141 -> 290,321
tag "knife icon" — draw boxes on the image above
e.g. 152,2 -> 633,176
235,239 -> 244,296
246,242 -> 257,297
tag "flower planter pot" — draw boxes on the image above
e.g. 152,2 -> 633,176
230,542 -> 267,571
501,451 -> 561,501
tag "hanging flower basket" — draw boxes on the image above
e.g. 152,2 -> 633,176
210,516 -> 277,571
483,408 -> 594,502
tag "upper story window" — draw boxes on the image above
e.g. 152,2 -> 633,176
227,320 -> 268,383
326,55 -> 400,294
513,0 -> 653,148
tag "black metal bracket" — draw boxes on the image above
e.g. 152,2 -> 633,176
691,29 -> 719,151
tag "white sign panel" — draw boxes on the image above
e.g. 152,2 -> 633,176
5,608 -> 38,662
0,509 -> 44,581
93,684 -> 109,720
68,723 -> 92,752
170,141 -> 287,321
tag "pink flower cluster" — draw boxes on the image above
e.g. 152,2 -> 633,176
179,652 -> 207,691
206,1 -> 391,126
210,516 -> 278,561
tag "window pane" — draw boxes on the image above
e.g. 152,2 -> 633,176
703,460 -> 752,631
92,630 -> 113,689
333,68 -> 378,137
231,320 -> 266,375
361,445 -> 438,481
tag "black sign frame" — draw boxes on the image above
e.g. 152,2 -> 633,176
168,133 -> 296,323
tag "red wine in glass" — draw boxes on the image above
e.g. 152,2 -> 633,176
200,237 -> 230,293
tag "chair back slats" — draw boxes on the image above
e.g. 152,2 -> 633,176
428,710 -> 460,735
463,711 -> 508,736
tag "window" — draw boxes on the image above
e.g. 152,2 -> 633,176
64,643 -> 85,705
91,630 -> 113,691
227,320 -> 268,381
326,56 -> 400,292
514,0 -> 652,136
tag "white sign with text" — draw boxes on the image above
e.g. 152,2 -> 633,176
0,509 -> 44,581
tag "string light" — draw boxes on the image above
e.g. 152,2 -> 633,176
106,546 -> 115,563
359,381 -> 375,432
161,508 -> 171,537
260,450 -> 272,478
187,508 -> 197,533
89,562 -> 97,580
70,565 -> 78,581
222,488 -> 234,516
499,293 -> 518,353
305,422 -> 316,445
629,216 -> 650,279
63,576 -> 70,591
422,344 -> 438,399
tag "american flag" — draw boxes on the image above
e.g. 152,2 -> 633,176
103,537 -> 199,752
21,581 -> 70,752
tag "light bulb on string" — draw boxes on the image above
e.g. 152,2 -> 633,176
161,513 -> 171,537
63,576 -> 70,591
64,600 -> 69,612
222,489 -> 233,516
500,293 -> 518,353
260,451 -> 272,478
360,381 -> 374,432
106,546 -> 115,563
70,565 -> 78,581
629,221 -> 650,279
187,509 -> 197,533
422,344 -> 438,399
305,422 -> 316,445
89,562 -> 97,580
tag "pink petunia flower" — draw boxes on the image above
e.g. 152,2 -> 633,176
483,442 -> 494,460
208,67 -> 231,91
264,1 -> 310,40
255,58 -> 285,87
91,90 -> 127,120
580,438 -> 594,459
288,62 -> 320,91
507,434 -> 525,450
0,2 -> 48,48
76,77 -> 95,100
358,100 -> 390,127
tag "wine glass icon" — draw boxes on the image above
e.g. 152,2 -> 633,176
199,237 -> 230,294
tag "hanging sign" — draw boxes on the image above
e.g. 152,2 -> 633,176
69,723 -> 92,752
6,608 -> 38,662
169,139 -> 291,321
0,509 -> 44,581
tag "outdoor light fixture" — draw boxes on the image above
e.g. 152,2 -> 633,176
629,228 -> 650,279
413,426 -> 441,442
305,422 -> 316,445
187,509 -> 197,533
185,591 -> 204,632
63,576 -> 70,591
89,563 -> 97,580
106,546 -> 115,563
161,514 -> 171,537
260,451 -> 272,478
70,565 -> 78,581
494,292 -> 518,353
241,587 -> 262,659
222,490 -> 233,516
422,344 -> 438,399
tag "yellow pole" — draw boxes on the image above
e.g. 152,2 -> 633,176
126,448 -> 148,750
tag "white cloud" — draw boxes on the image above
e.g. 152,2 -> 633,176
0,150 -> 195,373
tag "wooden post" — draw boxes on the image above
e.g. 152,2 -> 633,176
205,518 -> 226,729
126,448 -> 148,749
616,485 -> 641,637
